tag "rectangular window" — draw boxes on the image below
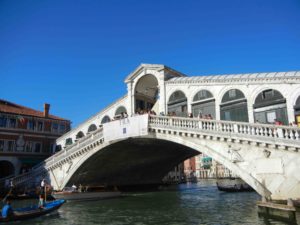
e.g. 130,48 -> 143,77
8,118 -> 16,128
49,143 -> 54,153
0,116 -> 7,127
37,121 -> 43,131
7,141 -> 15,152
0,140 -> 4,151
27,120 -> 35,130
52,123 -> 58,133
34,142 -> 41,153
59,124 -> 65,133
25,142 -> 33,152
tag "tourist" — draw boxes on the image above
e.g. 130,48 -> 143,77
1,200 -> 14,219
72,184 -> 77,191
38,195 -> 44,209
40,179 -> 46,196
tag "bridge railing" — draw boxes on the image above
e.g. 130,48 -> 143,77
13,127 -> 104,186
44,127 -> 104,168
149,115 -> 300,141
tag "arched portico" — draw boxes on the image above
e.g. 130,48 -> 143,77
167,90 -> 188,117
253,89 -> 288,125
220,89 -> 249,122
134,74 -> 159,113
192,90 -> 215,119
294,96 -> 300,127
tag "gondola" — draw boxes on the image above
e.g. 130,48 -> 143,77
0,199 -> 65,223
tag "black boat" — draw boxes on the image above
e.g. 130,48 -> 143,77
0,199 -> 65,222
216,178 -> 254,192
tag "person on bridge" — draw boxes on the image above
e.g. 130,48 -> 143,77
1,200 -> 14,219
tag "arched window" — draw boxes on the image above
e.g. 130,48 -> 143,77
101,116 -> 111,124
254,89 -> 287,125
76,131 -> 84,140
65,138 -> 73,146
115,106 -> 127,116
220,89 -> 248,122
0,161 -> 14,178
167,91 -> 187,117
88,124 -> 97,133
192,90 -> 215,118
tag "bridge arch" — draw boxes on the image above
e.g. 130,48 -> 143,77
220,89 -> 249,122
191,89 -> 215,119
58,134 -> 270,198
101,115 -> 111,124
253,89 -> 288,125
133,74 -> 159,113
87,124 -> 97,133
167,90 -> 188,117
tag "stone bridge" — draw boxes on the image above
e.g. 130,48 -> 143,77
8,64 -> 300,201
12,114 -> 300,201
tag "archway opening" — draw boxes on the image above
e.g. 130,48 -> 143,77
168,91 -> 187,117
101,115 -> 111,124
88,124 -> 97,133
220,89 -> 248,122
254,89 -> 287,125
76,131 -> 85,140
294,96 -> 300,127
134,74 -> 159,113
0,161 -> 15,178
115,106 -> 127,119
192,90 -> 215,119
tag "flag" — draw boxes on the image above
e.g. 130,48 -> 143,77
17,115 -> 26,125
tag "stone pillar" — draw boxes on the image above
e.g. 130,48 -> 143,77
158,77 -> 166,114
127,81 -> 134,116
286,98 -> 295,124
248,102 -> 255,123
215,101 -> 221,120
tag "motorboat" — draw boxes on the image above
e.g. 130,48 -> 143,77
52,186 -> 121,201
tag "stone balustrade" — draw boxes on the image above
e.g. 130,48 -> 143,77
11,115 -> 300,187
148,115 -> 300,146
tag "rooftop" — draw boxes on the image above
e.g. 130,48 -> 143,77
169,71 -> 300,82
0,99 -> 69,121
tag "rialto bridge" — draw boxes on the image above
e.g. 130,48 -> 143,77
11,64 -> 300,201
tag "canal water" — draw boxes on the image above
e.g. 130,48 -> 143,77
9,180 -> 300,225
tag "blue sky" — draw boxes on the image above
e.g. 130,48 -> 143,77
1,0 -> 300,127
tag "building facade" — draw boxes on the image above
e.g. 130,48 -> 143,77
0,100 -> 71,178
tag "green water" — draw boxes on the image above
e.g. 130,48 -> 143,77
7,180 -> 300,225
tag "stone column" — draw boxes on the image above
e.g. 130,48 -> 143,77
248,102 -> 255,123
158,77 -> 166,114
286,97 -> 295,124
127,81 -> 134,116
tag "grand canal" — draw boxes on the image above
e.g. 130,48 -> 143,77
11,180 -> 299,225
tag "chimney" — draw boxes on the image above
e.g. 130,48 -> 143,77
44,103 -> 50,118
